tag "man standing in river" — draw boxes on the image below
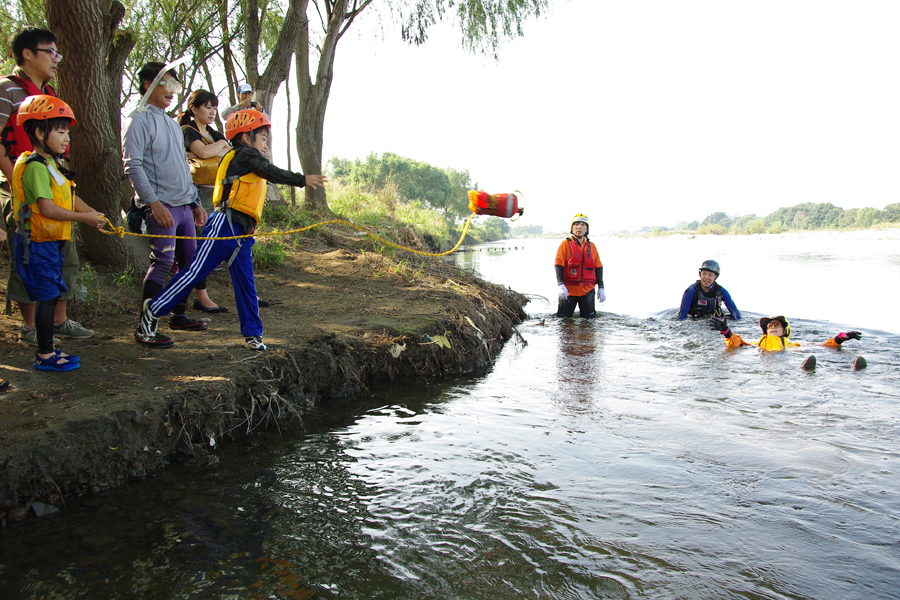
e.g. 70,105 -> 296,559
555,213 -> 605,318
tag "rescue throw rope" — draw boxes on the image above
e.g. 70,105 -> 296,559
98,213 -> 476,258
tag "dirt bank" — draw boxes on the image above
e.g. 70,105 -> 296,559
0,230 -> 527,522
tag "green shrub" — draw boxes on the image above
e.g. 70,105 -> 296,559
253,238 -> 288,269
262,204 -> 315,230
739,219 -> 766,235
697,223 -> 726,235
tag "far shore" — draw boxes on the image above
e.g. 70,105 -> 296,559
504,227 -> 900,242
624,227 -> 900,242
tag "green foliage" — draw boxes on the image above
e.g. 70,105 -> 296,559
478,216 -> 511,241
120,0 -> 241,110
399,0 -> 549,58
329,152 -> 473,219
768,221 -> 785,234
512,224 -> 543,236
673,220 -> 698,231
701,212 -> 732,230
327,181 -> 451,245
883,203 -> 900,223
113,267 -> 140,290
77,262 -> 102,306
740,218 -> 766,235
1,0 -> 48,74
253,238 -> 287,269
763,202 -> 844,230
672,201 -> 900,236
696,223 -> 726,235
262,202 -> 315,230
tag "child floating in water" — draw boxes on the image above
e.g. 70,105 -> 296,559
710,315 -> 866,370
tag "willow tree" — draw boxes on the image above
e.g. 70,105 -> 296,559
236,0 -> 549,212
46,0 -> 137,269
296,0 -> 549,212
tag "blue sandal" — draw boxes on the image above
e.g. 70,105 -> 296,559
54,348 -> 80,363
34,351 -> 80,372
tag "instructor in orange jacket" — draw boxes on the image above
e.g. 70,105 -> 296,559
555,213 -> 605,318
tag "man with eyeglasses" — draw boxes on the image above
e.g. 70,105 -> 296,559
0,26 -> 95,347
122,62 -> 209,346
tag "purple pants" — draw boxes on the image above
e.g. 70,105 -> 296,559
144,204 -> 197,313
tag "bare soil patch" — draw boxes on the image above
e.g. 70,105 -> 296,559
0,230 -> 527,521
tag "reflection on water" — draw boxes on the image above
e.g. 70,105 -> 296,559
775,251 -> 838,263
2,236 -> 899,599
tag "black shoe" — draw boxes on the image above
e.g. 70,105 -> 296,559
244,336 -> 268,351
134,328 -> 174,347
801,355 -> 816,371
193,299 -> 228,314
135,298 -> 171,346
853,356 -> 867,370
169,315 -> 208,331
257,297 -> 270,308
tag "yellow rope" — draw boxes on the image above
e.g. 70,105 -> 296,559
99,213 -> 476,258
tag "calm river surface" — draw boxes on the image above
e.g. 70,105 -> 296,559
2,232 -> 899,599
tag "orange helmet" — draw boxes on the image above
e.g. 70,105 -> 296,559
17,95 -> 76,127
225,109 -> 270,141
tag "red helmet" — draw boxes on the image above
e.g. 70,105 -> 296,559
225,109 -> 270,141
17,95 -> 76,126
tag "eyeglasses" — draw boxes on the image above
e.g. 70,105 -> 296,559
31,47 -> 63,61
158,77 -> 183,94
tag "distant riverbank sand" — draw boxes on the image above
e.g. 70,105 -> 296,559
622,227 -> 900,242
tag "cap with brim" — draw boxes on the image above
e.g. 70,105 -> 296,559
760,315 -> 789,334
238,84 -> 252,93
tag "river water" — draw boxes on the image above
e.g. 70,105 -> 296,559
2,232 -> 899,599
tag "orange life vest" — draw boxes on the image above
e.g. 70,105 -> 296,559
12,151 -> 75,243
0,75 -> 57,160
212,149 -> 266,224
563,237 -> 596,286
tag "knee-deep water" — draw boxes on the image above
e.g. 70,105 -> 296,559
1,232 -> 899,599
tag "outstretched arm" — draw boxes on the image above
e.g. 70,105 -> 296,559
823,331 -> 862,348
721,288 -> 741,320
710,316 -> 750,347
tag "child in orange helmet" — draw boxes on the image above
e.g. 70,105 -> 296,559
136,109 -> 326,351
11,95 -> 105,371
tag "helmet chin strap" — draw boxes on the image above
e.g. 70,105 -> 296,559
136,56 -> 190,113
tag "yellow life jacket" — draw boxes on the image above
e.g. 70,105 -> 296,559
12,151 -> 75,242
755,335 -> 800,351
212,149 -> 266,224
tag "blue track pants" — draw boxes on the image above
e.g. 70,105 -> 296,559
150,210 -> 262,337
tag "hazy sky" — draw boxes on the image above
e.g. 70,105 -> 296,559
271,0 -> 900,233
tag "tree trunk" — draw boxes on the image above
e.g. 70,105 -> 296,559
46,0 -> 138,270
295,0 -> 350,213
218,0 -> 239,106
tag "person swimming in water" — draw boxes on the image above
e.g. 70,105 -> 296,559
710,315 -> 866,370
679,259 -> 741,321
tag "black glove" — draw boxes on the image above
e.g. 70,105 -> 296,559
834,331 -> 862,344
709,317 -> 732,338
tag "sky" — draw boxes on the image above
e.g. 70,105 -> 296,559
269,0 -> 900,234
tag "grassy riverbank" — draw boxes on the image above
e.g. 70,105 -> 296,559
0,202 -> 528,523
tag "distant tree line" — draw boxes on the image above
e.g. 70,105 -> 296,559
329,153 -> 475,219
638,202 -> 900,236
329,152 -> 531,243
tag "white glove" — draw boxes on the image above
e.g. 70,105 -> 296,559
596,287 -> 606,303
558,283 -> 569,300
